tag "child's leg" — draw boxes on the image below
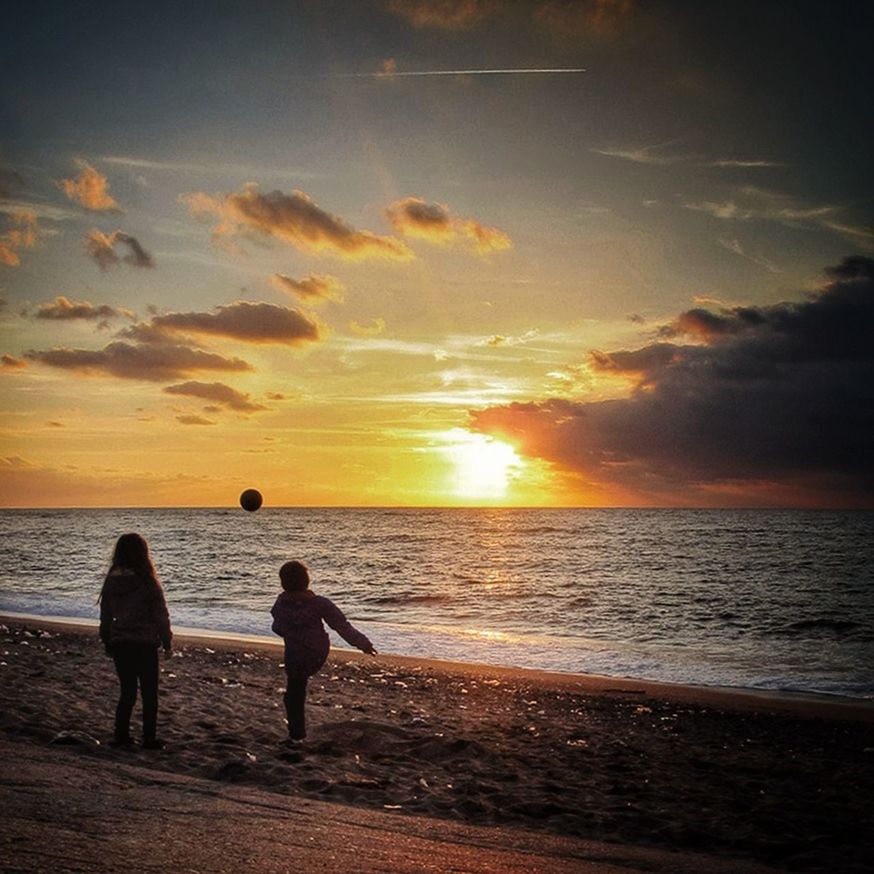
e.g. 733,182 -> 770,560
283,676 -> 308,739
137,644 -> 160,742
112,644 -> 138,741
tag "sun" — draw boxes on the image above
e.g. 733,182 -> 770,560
443,430 -> 523,500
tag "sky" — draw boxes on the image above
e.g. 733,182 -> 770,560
1,0 -> 873,508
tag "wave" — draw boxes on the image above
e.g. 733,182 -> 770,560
771,618 -> 866,637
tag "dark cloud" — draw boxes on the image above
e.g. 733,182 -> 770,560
471,257 -> 874,506
181,186 -> 413,262
133,301 -> 320,346
26,342 -> 251,382
34,295 -> 134,322
384,0 -> 497,30
385,0 -> 635,37
163,381 -> 268,413
85,230 -> 154,270
176,414 -> 215,426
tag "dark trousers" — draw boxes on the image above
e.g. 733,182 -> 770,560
112,642 -> 159,742
284,677 -> 309,739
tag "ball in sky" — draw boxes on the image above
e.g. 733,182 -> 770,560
239,488 -> 263,512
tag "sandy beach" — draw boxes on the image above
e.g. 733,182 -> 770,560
2,617 -> 873,872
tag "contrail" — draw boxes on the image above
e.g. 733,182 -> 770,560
338,67 -> 587,78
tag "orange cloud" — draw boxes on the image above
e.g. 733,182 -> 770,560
58,161 -> 120,212
384,0 -> 496,30
271,272 -> 344,303
34,295 -> 134,323
181,185 -> 413,262
85,230 -> 155,270
163,381 -> 268,413
135,301 -> 320,346
386,197 -> 511,255
1,353 -> 27,371
0,210 -> 37,267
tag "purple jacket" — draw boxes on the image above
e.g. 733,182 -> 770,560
99,570 -> 172,649
271,590 -> 372,678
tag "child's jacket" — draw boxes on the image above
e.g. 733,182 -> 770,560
271,590 -> 372,678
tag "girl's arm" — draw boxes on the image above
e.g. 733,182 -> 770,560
98,578 -> 112,647
152,583 -> 172,651
320,599 -> 376,654
270,599 -> 286,637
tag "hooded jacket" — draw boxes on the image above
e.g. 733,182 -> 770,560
271,589 -> 372,678
99,569 -> 172,650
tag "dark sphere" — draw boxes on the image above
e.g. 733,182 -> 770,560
239,488 -> 263,512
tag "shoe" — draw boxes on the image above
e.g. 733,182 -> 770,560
142,738 -> 167,750
110,736 -> 136,749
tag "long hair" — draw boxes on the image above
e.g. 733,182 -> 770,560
109,532 -> 159,582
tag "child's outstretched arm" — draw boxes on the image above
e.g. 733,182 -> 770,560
321,599 -> 377,655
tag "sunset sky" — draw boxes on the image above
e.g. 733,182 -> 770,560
2,0 -> 872,508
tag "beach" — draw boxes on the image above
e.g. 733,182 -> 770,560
2,617 -> 873,872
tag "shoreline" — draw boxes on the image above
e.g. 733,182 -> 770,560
4,610 -> 873,721
2,616 -> 873,871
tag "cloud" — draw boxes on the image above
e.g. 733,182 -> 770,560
386,197 -> 511,255
58,161 -> 120,212
176,415 -> 216,426
163,381 -> 268,413
348,318 -> 386,337
385,0 -> 635,39
717,238 -> 781,274
271,272 -> 344,303
1,353 -> 27,371
85,230 -> 155,270
535,0 -> 637,39
0,210 -> 37,267
100,154 -> 323,182
471,257 -> 874,506
711,159 -> 787,168
683,187 -> 874,250
384,0 -> 497,30
129,301 -> 320,346
181,185 -> 413,262
26,341 -> 252,382
590,142 -> 688,165
477,329 -> 538,347
33,295 -> 134,323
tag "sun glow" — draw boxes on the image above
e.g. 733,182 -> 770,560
443,429 -> 523,501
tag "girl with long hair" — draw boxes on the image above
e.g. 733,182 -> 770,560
99,533 -> 172,748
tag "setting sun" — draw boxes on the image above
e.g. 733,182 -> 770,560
443,430 -> 523,500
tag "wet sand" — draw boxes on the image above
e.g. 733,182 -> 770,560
2,616 -> 873,872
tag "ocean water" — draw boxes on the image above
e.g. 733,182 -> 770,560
1,508 -> 873,698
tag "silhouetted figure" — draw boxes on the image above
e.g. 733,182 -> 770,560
99,533 -> 172,749
271,560 -> 376,741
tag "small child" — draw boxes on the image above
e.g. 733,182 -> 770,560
270,560 -> 376,741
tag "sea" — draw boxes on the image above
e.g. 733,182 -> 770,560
1,508 -> 872,699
